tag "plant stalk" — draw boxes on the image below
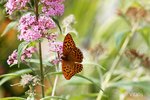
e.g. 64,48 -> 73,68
34,0 -> 45,98
51,63 -> 59,99
39,42 -> 45,98
51,75 -> 59,97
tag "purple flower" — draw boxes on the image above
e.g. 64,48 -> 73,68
49,42 -> 63,54
51,58 -> 61,65
7,50 -> 18,65
7,47 -> 37,65
45,33 -> 58,42
26,47 -> 37,53
18,13 -> 56,42
6,0 -> 30,15
21,47 -> 37,61
41,0 -> 65,16
49,41 -> 63,65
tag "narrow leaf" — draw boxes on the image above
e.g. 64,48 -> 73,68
17,42 -> 29,67
40,96 -> 67,100
25,59 -> 53,66
82,61 -> 106,70
0,76 -> 16,86
0,69 -> 31,78
52,17 -> 62,34
115,31 -> 129,50
1,97 -> 25,100
48,72 -> 103,92
0,69 -> 32,85
1,21 -> 17,37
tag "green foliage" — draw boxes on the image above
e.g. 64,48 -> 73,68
1,21 -> 18,37
52,17 -> 62,34
17,42 -> 30,67
139,26 -> 150,47
0,69 -> 32,85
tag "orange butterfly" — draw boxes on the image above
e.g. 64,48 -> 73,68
61,33 -> 83,80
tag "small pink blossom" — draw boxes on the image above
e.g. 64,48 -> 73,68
7,47 -> 37,65
49,42 -> 63,54
6,0 -> 30,15
45,33 -> 58,41
18,13 -> 56,42
21,47 -> 37,61
42,0 -> 64,3
7,50 -> 18,65
26,47 -> 37,53
21,54 -> 26,62
51,58 -> 61,65
41,0 -> 65,16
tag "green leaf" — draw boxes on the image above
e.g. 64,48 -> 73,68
0,73 -> 18,78
40,96 -> 67,100
1,97 -> 25,100
48,72 -> 103,92
0,76 -> 16,86
52,17 -> 62,34
25,59 -> 53,67
0,69 -> 32,85
75,74 -> 103,91
17,42 -> 29,67
138,26 -> 150,47
9,63 -> 17,67
1,21 -> 17,37
115,31 -> 129,50
82,61 -> 106,70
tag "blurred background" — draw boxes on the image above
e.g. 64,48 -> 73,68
0,0 -> 150,100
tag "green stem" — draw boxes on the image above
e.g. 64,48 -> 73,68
51,63 -> 59,99
34,0 -> 39,20
51,75 -> 58,97
96,23 -> 138,100
39,42 -> 45,98
34,0 -> 45,98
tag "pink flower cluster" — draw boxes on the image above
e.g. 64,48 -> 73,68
18,13 -> 56,42
41,0 -> 65,16
7,47 -> 37,65
6,0 -> 30,15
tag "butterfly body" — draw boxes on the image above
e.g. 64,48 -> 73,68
62,33 -> 83,80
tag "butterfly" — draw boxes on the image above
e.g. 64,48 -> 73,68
61,33 -> 83,80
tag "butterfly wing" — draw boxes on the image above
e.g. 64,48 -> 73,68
70,47 -> 83,63
63,33 -> 76,56
62,60 -> 74,80
62,60 -> 83,80
74,63 -> 83,73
